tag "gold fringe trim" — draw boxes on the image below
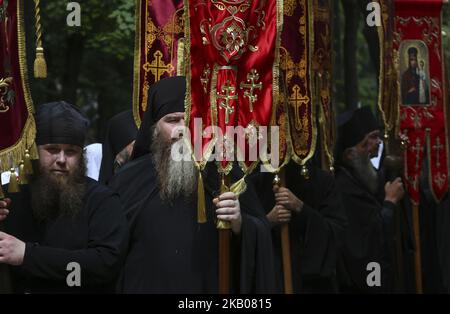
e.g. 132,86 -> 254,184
132,0 -> 143,128
177,38 -> 186,76
376,1 -> 389,137
0,0 -> 38,173
19,160 -> 28,185
0,119 -> 38,173
8,169 -> 20,193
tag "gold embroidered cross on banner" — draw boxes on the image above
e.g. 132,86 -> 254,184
289,84 -> 310,131
217,80 -> 238,124
240,69 -> 262,112
411,137 -> 423,170
432,137 -> 443,169
0,77 -> 13,113
143,50 -> 174,82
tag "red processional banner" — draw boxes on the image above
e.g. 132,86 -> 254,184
0,0 -> 36,175
132,0 -> 185,127
280,0 -> 316,170
184,0 -> 282,174
393,0 -> 448,203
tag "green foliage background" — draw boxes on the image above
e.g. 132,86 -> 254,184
22,1 -> 450,142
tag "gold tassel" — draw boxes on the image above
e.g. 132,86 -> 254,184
300,165 -> 309,180
8,168 -> 20,193
23,149 -> 33,175
33,0 -> 47,79
197,171 -> 207,223
30,143 -> 39,160
230,177 -> 247,196
19,161 -> 28,185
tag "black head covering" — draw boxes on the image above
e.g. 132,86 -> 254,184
408,47 -> 418,57
35,101 -> 89,148
99,110 -> 138,184
131,76 -> 186,159
334,106 -> 379,165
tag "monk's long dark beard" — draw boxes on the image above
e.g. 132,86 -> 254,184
344,148 -> 379,195
151,127 -> 197,202
30,157 -> 87,223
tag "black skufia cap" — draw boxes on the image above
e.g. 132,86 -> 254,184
334,106 -> 380,164
35,101 -> 89,148
132,76 -> 186,159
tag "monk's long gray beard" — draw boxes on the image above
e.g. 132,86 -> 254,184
151,129 -> 197,202
345,148 -> 379,195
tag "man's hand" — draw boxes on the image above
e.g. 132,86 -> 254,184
273,186 -> 303,213
214,192 -> 242,235
385,177 -> 405,204
0,198 -> 11,222
0,231 -> 25,266
266,205 -> 291,227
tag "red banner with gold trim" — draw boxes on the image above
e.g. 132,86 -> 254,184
378,0 -> 400,139
393,0 -> 448,204
0,0 -> 36,176
132,0 -> 185,127
311,0 -> 334,171
184,0 -> 282,174
280,0 -> 316,171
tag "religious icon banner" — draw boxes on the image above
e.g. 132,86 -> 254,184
394,0 -> 448,203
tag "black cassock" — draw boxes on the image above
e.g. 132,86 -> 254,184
248,161 -> 347,293
2,178 -> 129,293
109,154 -> 276,293
336,166 -> 399,293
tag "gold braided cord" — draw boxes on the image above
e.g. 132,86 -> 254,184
33,0 -> 47,78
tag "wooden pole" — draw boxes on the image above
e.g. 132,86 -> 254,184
412,203 -> 423,294
273,171 -> 293,294
393,201 -> 405,292
218,175 -> 231,294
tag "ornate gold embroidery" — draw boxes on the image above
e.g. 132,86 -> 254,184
143,50 -> 175,82
200,65 -> 211,93
200,1 -> 267,63
410,137 -> 424,170
283,0 -> 297,16
203,16 -> 257,62
146,14 -> 184,50
0,77 -> 13,113
240,69 -> 262,112
434,172 -> 446,189
141,80 -> 150,112
432,137 -> 443,169
289,84 -> 310,131
211,0 -> 251,14
280,49 -> 307,82
400,107 -> 433,129
217,80 -> 238,124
